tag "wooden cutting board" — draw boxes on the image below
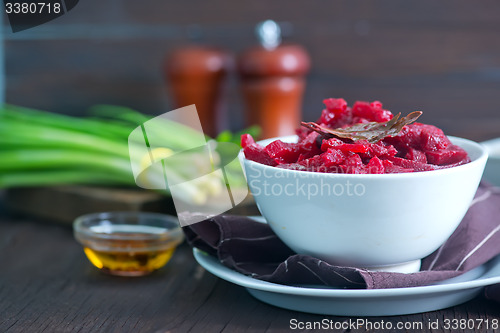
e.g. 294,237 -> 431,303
4,186 -> 259,225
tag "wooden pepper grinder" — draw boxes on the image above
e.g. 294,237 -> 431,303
238,20 -> 310,138
165,46 -> 231,137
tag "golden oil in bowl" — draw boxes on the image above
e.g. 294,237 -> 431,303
74,212 -> 184,276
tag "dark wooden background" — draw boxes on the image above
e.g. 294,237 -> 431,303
4,0 -> 500,141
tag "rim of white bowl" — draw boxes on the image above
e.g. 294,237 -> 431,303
239,135 -> 488,179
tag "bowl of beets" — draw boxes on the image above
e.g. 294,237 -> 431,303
239,98 -> 488,273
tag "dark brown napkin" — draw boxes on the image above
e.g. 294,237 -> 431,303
184,184 -> 500,300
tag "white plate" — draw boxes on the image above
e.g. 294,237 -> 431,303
193,248 -> 500,316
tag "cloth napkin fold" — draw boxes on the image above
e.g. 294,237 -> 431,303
184,184 -> 500,301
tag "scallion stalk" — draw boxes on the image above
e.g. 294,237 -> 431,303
0,104 -> 258,205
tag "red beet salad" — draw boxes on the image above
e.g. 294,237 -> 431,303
241,98 -> 471,174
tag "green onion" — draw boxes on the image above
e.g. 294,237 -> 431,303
0,104 -> 259,204
0,170 -> 133,188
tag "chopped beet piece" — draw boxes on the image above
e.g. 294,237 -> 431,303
319,98 -> 351,127
382,160 -> 415,173
297,154 -> 307,162
405,148 -> 428,163
298,155 -> 329,172
389,156 -> 437,172
343,154 -> 364,174
370,142 -> 398,158
426,145 -> 470,166
265,140 -> 301,164
352,101 -> 393,123
418,124 -> 450,151
318,108 -> 335,126
243,145 -> 277,166
324,98 -> 348,111
321,137 -> 344,151
241,133 -> 256,148
366,156 -> 385,174
337,143 -> 370,154
384,124 -> 421,151
385,123 -> 450,153
296,131 -> 322,158
321,148 -> 345,167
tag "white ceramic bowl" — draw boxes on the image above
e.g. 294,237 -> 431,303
240,136 -> 487,273
482,138 -> 500,187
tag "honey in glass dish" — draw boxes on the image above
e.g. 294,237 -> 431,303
74,213 -> 184,277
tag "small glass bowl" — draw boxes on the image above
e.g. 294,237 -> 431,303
74,212 -> 184,276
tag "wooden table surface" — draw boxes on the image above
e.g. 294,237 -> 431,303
1,208 -> 499,333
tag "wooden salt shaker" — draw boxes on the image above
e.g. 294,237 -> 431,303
238,20 -> 310,138
165,46 -> 231,137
